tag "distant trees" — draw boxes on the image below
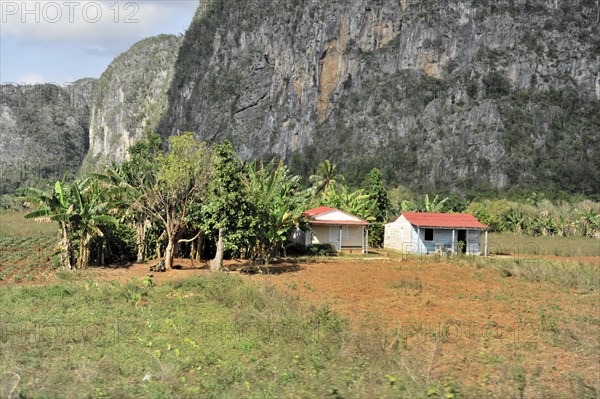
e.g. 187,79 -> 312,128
467,199 -> 600,237
21,142 -> 599,272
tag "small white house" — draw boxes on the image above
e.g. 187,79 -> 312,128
384,212 -> 490,255
290,206 -> 370,253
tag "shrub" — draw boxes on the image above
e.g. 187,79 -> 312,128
306,243 -> 338,256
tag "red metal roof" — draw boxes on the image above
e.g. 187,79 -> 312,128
401,212 -> 489,229
309,220 -> 369,226
303,206 -> 369,226
303,206 -> 337,217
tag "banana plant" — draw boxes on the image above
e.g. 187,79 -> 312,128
23,178 -> 118,269
400,194 -> 449,213
22,180 -> 76,269
323,186 -> 376,222
246,160 -> 308,263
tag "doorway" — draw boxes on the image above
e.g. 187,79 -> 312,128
457,230 -> 467,254
328,226 -> 341,251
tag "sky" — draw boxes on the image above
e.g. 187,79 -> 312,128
0,0 -> 199,84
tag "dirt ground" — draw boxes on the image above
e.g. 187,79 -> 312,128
249,257 -> 600,397
4,255 -> 600,397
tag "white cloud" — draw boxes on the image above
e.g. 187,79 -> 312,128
0,1 -> 197,44
15,72 -> 45,84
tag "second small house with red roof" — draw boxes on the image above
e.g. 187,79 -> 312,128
292,206 -> 370,253
384,212 -> 490,255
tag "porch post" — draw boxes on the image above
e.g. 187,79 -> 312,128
361,225 -> 365,254
366,227 -> 369,254
452,229 -> 455,254
417,227 -> 420,254
339,225 -> 343,253
484,230 -> 488,257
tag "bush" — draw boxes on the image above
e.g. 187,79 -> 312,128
89,222 -> 137,266
306,243 -> 338,256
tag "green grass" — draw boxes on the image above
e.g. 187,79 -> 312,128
390,278 -> 423,290
0,274 -> 462,398
0,211 -> 58,237
459,256 -> 600,292
488,233 -> 600,257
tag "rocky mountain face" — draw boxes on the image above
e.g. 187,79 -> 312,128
86,34 -> 183,164
2,1 -> 598,197
0,80 -> 94,194
161,0 -> 599,195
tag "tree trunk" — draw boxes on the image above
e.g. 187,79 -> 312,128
101,239 -> 106,265
196,231 -> 204,261
60,223 -> 73,270
135,219 -> 149,262
78,235 -> 92,269
210,229 -> 224,272
164,234 -> 177,269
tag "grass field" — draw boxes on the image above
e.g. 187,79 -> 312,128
0,213 -> 599,398
488,232 -> 600,257
0,274 -> 466,399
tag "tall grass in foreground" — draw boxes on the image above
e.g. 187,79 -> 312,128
0,274 -> 464,399
488,232 -> 600,257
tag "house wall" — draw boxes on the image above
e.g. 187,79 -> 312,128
416,228 -> 481,255
467,230 -> 481,254
384,215 -> 416,252
311,225 -> 363,249
384,216 -> 483,255
311,226 -> 330,246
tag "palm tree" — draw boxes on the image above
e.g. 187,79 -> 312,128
94,166 -> 153,263
309,160 -> 345,198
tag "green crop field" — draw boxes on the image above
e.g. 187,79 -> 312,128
487,232 -> 600,257
0,212 -> 59,284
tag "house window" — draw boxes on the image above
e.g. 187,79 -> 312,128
424,229 -> 434,241
342,226 -> 350,239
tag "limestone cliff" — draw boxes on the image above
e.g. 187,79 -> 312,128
161,0 -> 599,195
87,34 -> 182,164
0,81 -> 93,194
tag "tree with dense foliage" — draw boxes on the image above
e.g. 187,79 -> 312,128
401,194 -> 449,213
246,160 -> 308,263
363,168 -> 392,247
203,141 -> 255,271
323,186 -> 375,221
119,133 -> 163,261
121,133 -> 212,269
